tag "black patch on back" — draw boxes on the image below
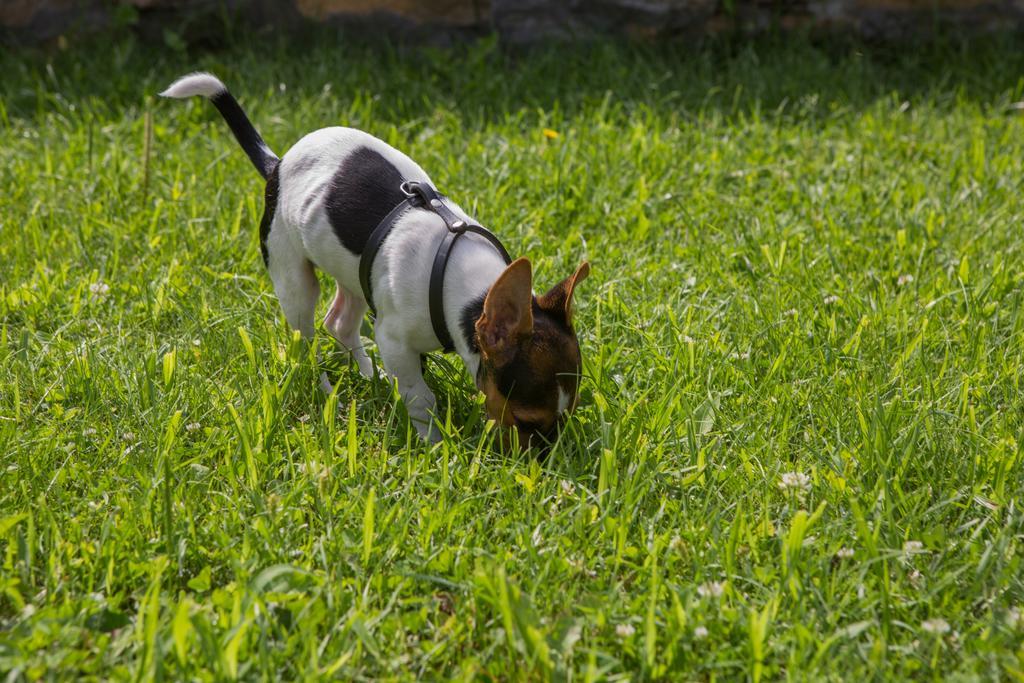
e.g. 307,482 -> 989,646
324,146 -> 406,254
460,294 -> 486,354
259,164 -> 280,266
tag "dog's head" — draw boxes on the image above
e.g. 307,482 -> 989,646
473,257 -> 590,450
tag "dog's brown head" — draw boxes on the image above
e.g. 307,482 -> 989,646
473,257 -> 590,449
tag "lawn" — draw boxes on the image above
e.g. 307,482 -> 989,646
2,29 -> 1024,680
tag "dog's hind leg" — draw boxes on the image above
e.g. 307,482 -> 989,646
324,283 -> 373,378
268,255 -> 319,339
265,227 -> 330,390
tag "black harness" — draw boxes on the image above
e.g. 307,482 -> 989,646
358,181 -> 511,352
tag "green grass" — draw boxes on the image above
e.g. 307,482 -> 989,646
2,30 -> 1024,680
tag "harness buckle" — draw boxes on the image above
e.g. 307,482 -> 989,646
401,180 -> 440,209
399,180 -> 420,200
402,181 -> 467,233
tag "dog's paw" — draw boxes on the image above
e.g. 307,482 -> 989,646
413,419 -> 442,444
356,357 -> 374,379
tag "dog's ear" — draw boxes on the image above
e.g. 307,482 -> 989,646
477,257 -> 534,365
538,261 -> 590,324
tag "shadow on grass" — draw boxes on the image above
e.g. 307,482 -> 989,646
3,28 -> 1024,129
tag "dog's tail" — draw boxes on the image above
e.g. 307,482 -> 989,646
160,72 -> 279,180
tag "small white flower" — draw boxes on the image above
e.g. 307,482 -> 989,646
823,294 -> 840,305
836,547 -> 855,560
897,274 -> 914,286
921,618 -> 950,635
784,308 -> 799,318
616,623 -> 635,638
297,462 -> 331,481
909,569 -> 923,587
778,471 -> 811,494
560,480 -> 575,496
192,339 -> 201,347
669,535 -> 684,552
697,581 -> 725,599
89,282 -> 110,296
903,540 -> 925,555
730,351 -> 751,360
694,625 -> 709,640
185,422 -> 201,432
121,432 -> 135,442
681,335 -> 695,344
82,428 -> 97,437
298,414 -> 310,423
567,556 -> 596,578
1006,606 -> 1021,628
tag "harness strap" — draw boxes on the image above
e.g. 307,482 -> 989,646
358,181 -> 511,353
358,190 -> 422,316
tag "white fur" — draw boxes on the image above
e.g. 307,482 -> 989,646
160,72 -> 227,99
557,386 -> 571,415
267,127 -> 507,439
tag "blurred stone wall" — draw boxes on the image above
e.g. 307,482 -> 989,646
3,0 -> 1023,44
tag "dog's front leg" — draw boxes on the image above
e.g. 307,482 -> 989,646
376,322 -> 440,443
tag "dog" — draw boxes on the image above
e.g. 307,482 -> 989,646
161,72 -> 589,447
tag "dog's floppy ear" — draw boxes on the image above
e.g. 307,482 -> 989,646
538,261 -> 590,324
477,257 -> 534,365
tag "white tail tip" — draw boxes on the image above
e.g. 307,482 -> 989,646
160,72 -> 227,99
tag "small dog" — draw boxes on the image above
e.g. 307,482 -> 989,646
161,73 -> 589,446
